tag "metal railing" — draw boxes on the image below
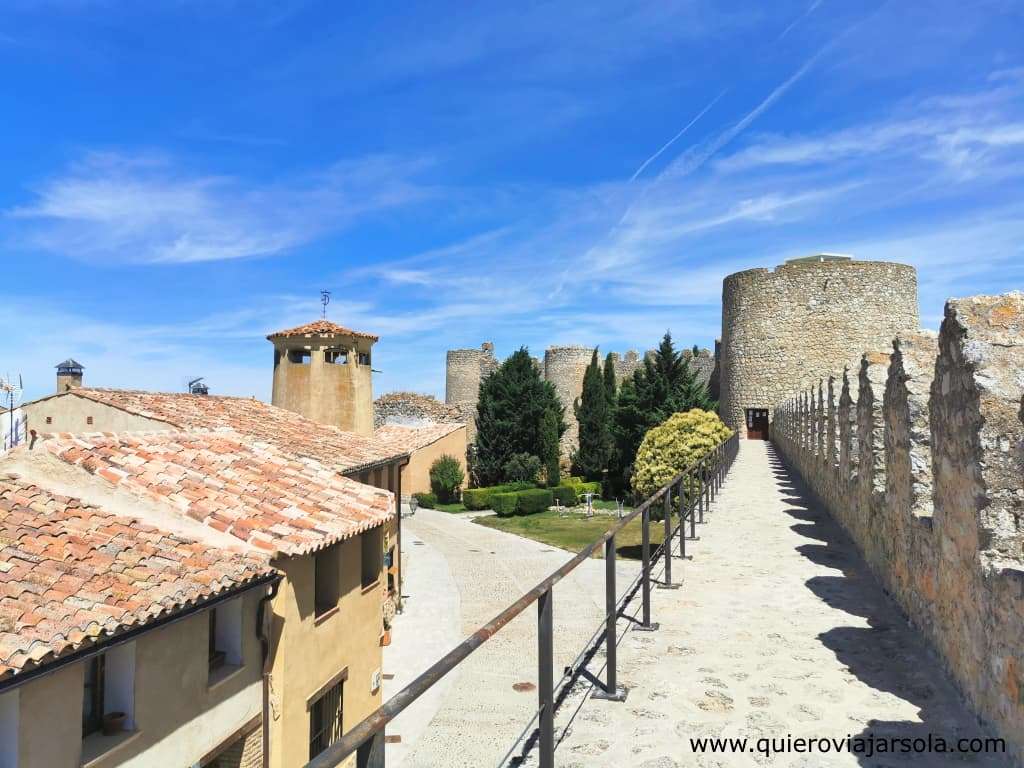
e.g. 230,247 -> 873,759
308,432 -> 740,768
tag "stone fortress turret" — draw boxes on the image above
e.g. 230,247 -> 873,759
445,341 -> 718,459
268,319 -> 378,436
718,254 -> 919,437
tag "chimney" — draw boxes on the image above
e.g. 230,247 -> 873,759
55,359 -> 84,393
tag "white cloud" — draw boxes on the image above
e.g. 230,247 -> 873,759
6,151 -> 435,264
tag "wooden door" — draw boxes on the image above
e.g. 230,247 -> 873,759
746,408 -> 769,440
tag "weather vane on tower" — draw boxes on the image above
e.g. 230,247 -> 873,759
320,289 -> 331,319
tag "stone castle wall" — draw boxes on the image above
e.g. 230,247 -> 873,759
373,391 -> 464,429
445,342 -> 718,460
445,343 -> 499,440
720,258 -> 919,436
771,293 -> 1024,762
544,346 -> 598,459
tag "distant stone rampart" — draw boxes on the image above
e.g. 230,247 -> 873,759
772,293 -> 1024,762
445,342 -> 717,459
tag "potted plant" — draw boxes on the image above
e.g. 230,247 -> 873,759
102,711 -> 127,736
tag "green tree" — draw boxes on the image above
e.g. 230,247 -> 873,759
474,348 -> 566,486
539,408 -> 561,486
603,351 -> 617,407
429,454 -> 465,503
573,350 -> 613,481
608,332 -> 716,495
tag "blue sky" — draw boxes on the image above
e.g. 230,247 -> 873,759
2,0 -> 1022,403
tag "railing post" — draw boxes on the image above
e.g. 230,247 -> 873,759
537,589 -> 554,768
677,481 -> 686,559
636,507 -> 658,631
689,472 -> 697,541
697,459 -> 705,524
593,535 -> 628,701
658,490 -> 679,590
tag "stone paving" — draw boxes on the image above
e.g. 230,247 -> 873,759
387,442 -> 1012,767
546,442 -> 1010,767
388,505 -> 636,768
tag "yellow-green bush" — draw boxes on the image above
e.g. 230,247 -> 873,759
632,409 -> 732,498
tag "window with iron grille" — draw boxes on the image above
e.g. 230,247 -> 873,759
82,655 -> 105,737
357,352 -> 370,366
309,680 -> 344,759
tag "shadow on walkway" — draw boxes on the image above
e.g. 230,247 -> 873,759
766,444 -> 1008,767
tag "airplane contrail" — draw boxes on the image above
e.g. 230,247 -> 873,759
777,0 -> 824,42
630,90 -> 727,181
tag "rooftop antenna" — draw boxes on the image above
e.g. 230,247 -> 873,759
187,377 -> 209,395
1,374 -> 23,410
320,289 -> 331,319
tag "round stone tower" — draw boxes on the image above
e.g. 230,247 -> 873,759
268,319 -> 377,436
543,345 -> 596,460
719,255 -> 919,437
445,343 -> 498,440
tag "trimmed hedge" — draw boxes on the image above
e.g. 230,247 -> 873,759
517,488 -> 554,514
491,492 -> 520,516
491,488 -> 555,517
551,485 -> 577,507
412,492 -> 436,509
463,481 -> 536,511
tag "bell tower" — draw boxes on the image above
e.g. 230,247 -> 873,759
267,320 -> 377,435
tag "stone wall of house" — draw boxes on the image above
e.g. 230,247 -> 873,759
720,257 -> 920,436
771,293 -> 1024,762
373,391 -> 464,429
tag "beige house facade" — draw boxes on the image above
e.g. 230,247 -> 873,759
0,475 -> 277,768
374,423 -> 467,497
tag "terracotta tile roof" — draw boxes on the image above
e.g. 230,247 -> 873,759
374,422 -> 465,453
42,430 -> 394,557
266,319 -> 379,342
0,475 -> 274,680
68,389 -> 408,473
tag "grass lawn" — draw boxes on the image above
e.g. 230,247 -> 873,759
434,501 -> 468,513
474,509 -> 679,560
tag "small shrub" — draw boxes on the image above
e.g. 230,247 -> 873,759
551,485 -> 577,507
412,492 -> 436,509
429,454 -> 465,503
576,481 -> 602,498
516,488 -> 554,515
632,409 -> 732,499
491,492 -> 520,517
503,452 -> 542,484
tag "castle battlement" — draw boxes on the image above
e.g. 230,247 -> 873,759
771,292 -> 1024,762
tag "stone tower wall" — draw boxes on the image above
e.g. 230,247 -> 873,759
719,259 -> 919,436
445,343 -> 498,441
543,346 -> 597,460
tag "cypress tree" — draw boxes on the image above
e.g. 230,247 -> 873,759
603,351 -> 617,407
474,347 -> 566,486
608,331 -> 715,494
540,408 -> 561,487
572,349 -> 612,481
